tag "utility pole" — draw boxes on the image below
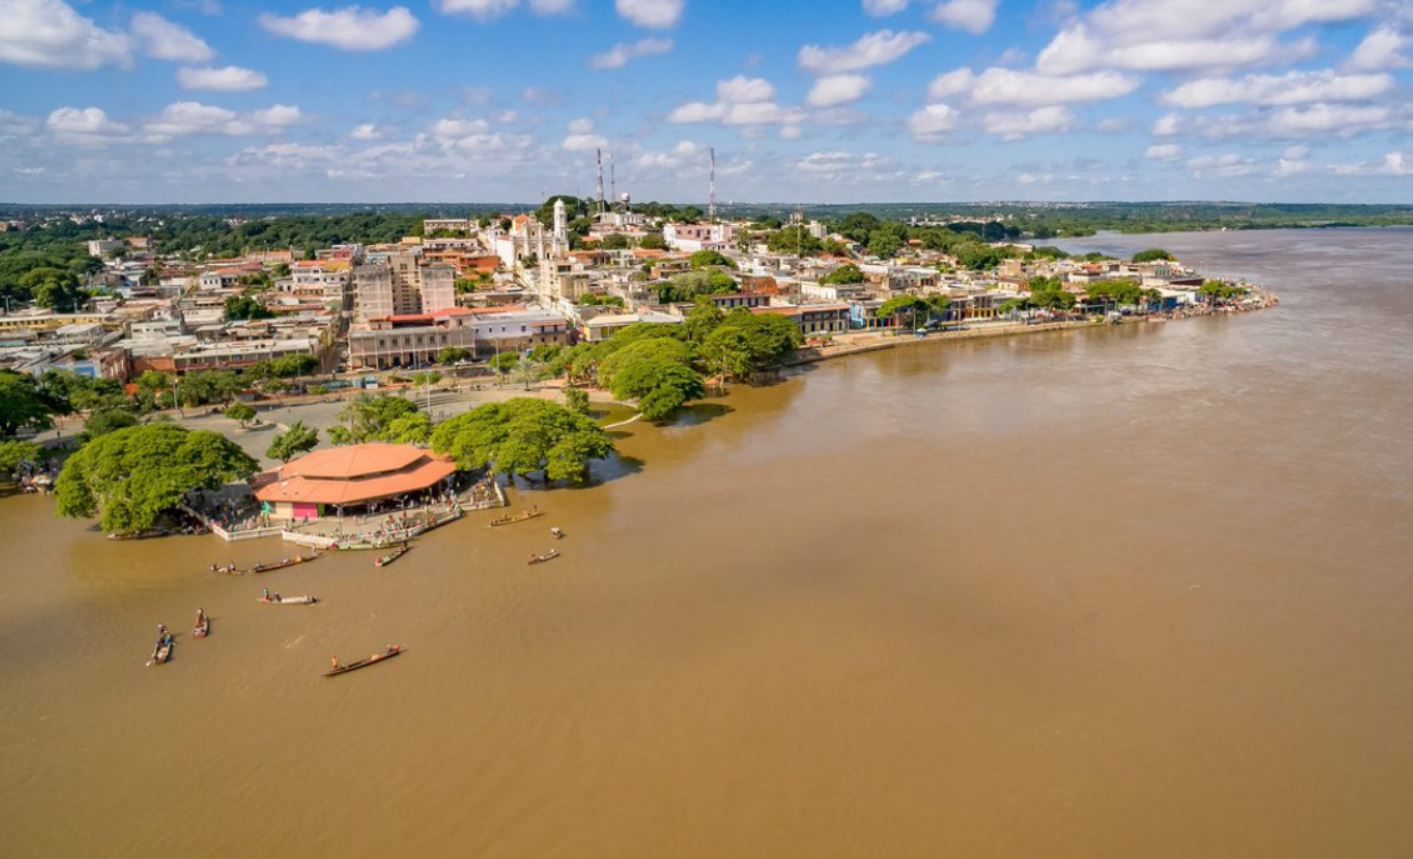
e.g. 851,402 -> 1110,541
609,153 -> 616,211
595,148 -> 606,216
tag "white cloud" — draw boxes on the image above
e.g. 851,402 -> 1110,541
927,68 -> 975,99
908,103 -> 960,141
1266,102 -> 1390,136
529,0 -> 575,12
350,123 -> 384,140
1346,25 -> 1409,71
637,139 -> 702,169
717,75 -> 774,103
779,125 -> 802,139
796,151 -> 887,173
258,6 -> 420,51
1161,70 -> 1393,108
1274,155 -> 1311,175
1152,112 -> 1181,135
798,29 -> 930,74
966,67 -> 1140,106
982,106 -> 1073,140
863,0 -> 907,15
561,117 -> 607,150
668,75 -> 802,126
0,109 -> 37,138
615,0 -> 683,28
431,117 -> 490,138
806,74 -> 871,107
1034,0 -> 1370,76
0,0 -> 131,69
130,11 -> 213,62
1186,152 -> 1257,177
930,0 -> 998,34
436,0 -> 518,21
177,65 -> 268,91
144,101 -> 303,138
589,36 -> 672,69
47,106 -> 129,145
1144,143 -> 1182,161
1378,152 -> 1410,175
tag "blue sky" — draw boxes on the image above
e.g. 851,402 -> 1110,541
1,0 -> 1410,203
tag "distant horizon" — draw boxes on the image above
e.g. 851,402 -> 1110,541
4,200 -> 1412,210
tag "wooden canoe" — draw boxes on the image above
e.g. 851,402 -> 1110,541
489,510 -> 543,528
527,550 -> 560,566
324,645 -> 402,677
258,595 -> 318,605
192,618 -> 210,638
152,640 -> 173,665
247,553 -> 320,574
374,546 -> 409,568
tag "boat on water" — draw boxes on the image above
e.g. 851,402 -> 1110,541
258,593 -> 318,605
247,552 -> 320,574
374,544 -> 409,568
489,507 -> 542,528
192,609 -> 210,638
324,645 -> 402,677
550,527 -> 564,540
151,637 -> 174,665
527,549 -> 560,566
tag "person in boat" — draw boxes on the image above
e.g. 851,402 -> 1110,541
529,552 -> 538,563
550,527 -> 563,539
194,608 -> 206,627
330,656 -> 339,670
261,588 -> 270,601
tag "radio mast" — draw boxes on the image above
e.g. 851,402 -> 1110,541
595,148 -> 605,215
708,147 -> 717,222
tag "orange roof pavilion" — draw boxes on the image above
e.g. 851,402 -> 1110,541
252,443 -> 458,507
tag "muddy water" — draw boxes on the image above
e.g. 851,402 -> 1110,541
3,227 -> 1412,858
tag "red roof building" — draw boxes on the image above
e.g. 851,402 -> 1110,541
252,443 -> 459,520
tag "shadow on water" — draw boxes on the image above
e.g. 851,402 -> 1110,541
662,403 -> 733,428
506,452 -> 645,491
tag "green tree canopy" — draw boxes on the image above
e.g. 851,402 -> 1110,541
55,424 -> 257,535
597,338 -> 704,420
599,233 -> 631,250
267,420 -> 319,462
0,370 -> 61,437
1131,248 -> 1175,263
224,295 -> 274,321
563,386 -> 590,416
1198,280 -> 1248,301
638,233 -> 668,250
0,439 -> 44,479
689,249 -> 736,269
81,407 -> 140,441
697,309 -> 801,380
225,402 -> 257,426
20,267 -> 87,312
655,270 -> 738,304
430,397 -> 614,483
327,393 -> 419,444
821,264 -> 864,284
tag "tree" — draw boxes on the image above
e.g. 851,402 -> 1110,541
55,424 -> 257,535
0,370 -> 59,437
20,267 -> 86,312
81,408 -> 140,442
490,352 -> 520,373
267,420 -> 319,462
0,439 -> 43,479
689,249 -> 735,269
328,394 -> 419,444
1086,278 -> 1147,307
683,298 -> 725,344
225,402 -> 257,427
267,353 -> 318,378
430,398 -> 614,483
1131,248 -> 1175,263
698,310 -> 801,379
437,347 -> 471,364
223,295 -> 274,321
598,338 -> 704,420
600,233 -> 631,250
1198,280 -> 1247,302
638,233 -> 668,250
384,412 -> 432,444
655,270 -> 738,304
766,226 -> 822,255
563,386 -> 590,416
822,264 -> 864,285
1026,277 -> 1077,311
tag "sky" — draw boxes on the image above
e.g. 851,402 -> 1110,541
0,0 -> 1411,204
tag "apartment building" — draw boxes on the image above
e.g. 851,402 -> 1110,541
353,250 -> 456,323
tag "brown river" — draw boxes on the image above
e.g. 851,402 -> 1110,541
3,227 -> 1412,858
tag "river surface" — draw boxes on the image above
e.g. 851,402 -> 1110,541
3,227 -> 1412,858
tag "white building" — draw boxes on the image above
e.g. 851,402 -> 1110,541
663,222 -> 734,253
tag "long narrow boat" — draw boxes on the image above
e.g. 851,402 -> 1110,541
489,509 -> 543,528
192,613 -> 210,638
374,544 -> 409,568
258,594 -> 318,605
324,645 -> 402,677
246,552 -> 320,574
151,638 -> 173,665
527,549 -> 560,566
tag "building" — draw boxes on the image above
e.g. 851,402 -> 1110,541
353,250 -> 457,323
347,307 -> 572,369
423,218 -> 476,236
252,443 -> 459,521
580,310 -> 681,343
87,239 -> 124,257
663,222 -> 735,253
753,304 -> 850,336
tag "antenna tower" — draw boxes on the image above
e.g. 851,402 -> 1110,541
595,149 -> 606,215
609,153 -> 617,210
708,147 -> 717,221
